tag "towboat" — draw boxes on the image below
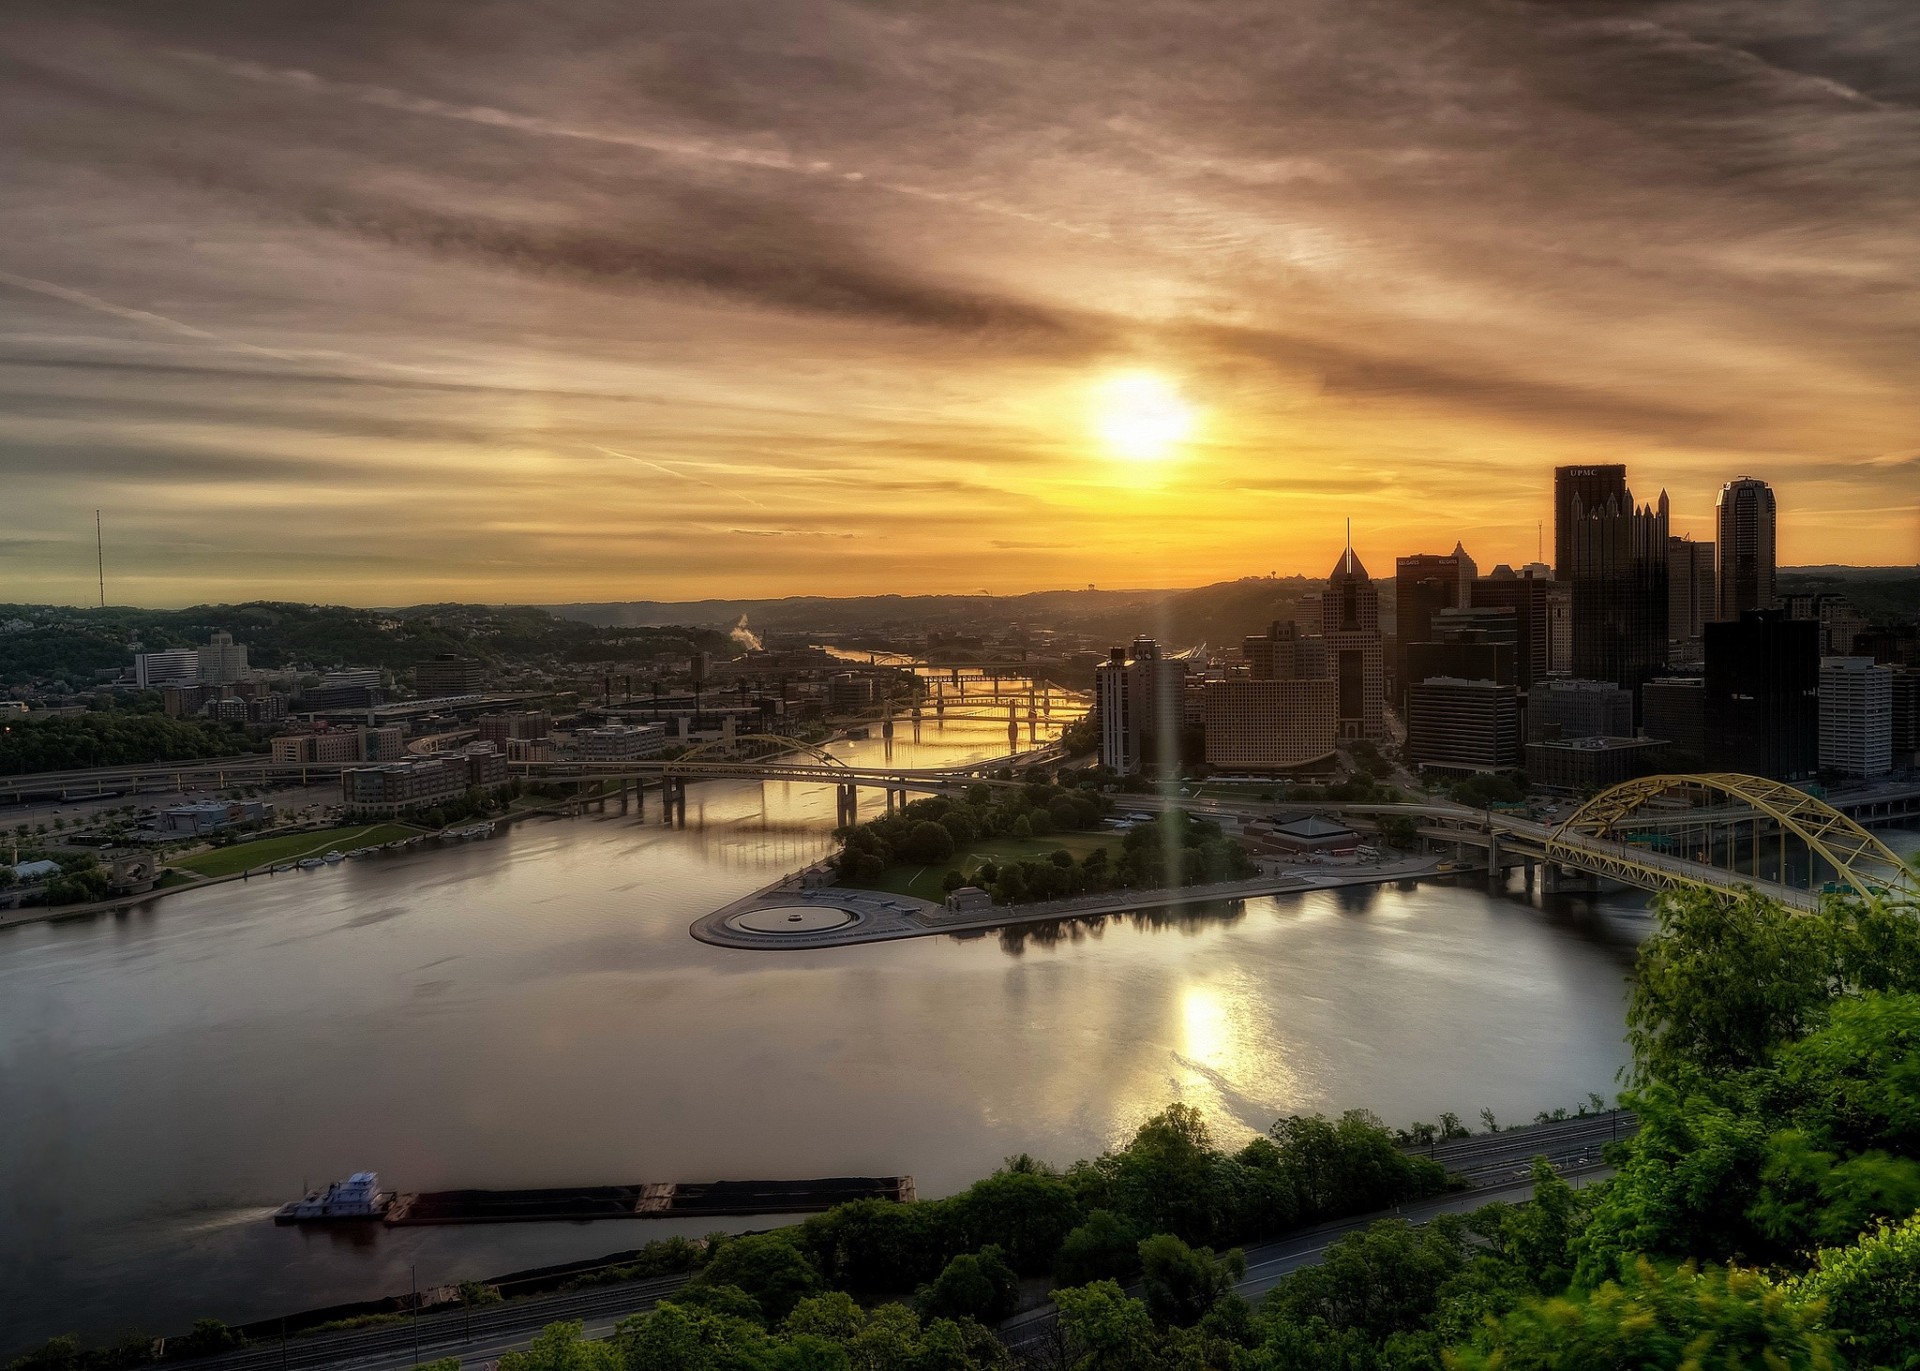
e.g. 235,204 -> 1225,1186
274,1171 -> 391,1225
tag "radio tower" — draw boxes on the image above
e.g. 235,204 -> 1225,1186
96,510 -> 105,608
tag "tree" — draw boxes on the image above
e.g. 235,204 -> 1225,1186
697,1232 -> 822,1322
1790,1212 -> 1920,1370
1055,1210 -> 1142,1286
915,1246 -> 1018,1324
1137,1234 -> 1244,1328
497,1322 -> 621,1371
1445,1259 -> 1836,1371
1054,1281 -> 1162,1371
900,821 -> 956,865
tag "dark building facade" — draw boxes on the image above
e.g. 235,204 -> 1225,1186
1554,464 -> 1628,578
1704,610 -> 1819,781
1641,677 -> 1707,766
1469,568 -> 1550,690
1407,677 -> 1519,774
1407,623 -> 1516,689
415,654 -> 485,695
1322,546 -> 1384,741
1567,485 -> 1669,707
1394,554 -> 1460,706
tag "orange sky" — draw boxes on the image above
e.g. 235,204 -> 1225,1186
1,1 -> 1916,606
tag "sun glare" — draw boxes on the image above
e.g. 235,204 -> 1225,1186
1093,372 -> 1196,462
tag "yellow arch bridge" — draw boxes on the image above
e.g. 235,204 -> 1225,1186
1420,773 -> 1920,909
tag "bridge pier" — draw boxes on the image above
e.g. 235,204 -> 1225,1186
1486,833 -> 1502,890
836,784 -> 858,828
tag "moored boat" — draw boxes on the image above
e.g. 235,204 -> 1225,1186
323,850 -> 344,864
297,857 -> 325,869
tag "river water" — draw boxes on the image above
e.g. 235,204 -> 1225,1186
0,709 -> 1700,1352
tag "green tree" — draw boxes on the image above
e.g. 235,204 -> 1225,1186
1444,1259 -> 1836,1371
900,821 -> 956,865
1791,1212 -> 1920,1370
1054,1281 -> 1163,1371
915,1246 -> 1018,1324
498,1322 -> 621,1371
1136,1234 -> 1244,1328
1055,1210 -> 1142,1286
698,1232 -> 822,1323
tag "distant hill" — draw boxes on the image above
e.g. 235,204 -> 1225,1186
1056,576 -> 1320,651
544,588 -> 1171,633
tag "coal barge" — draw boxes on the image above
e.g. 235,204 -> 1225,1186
278,1174 -> 913,1226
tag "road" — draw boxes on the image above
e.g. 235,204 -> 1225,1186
172,1114 -> 1627,1371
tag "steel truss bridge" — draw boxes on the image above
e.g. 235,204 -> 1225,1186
1283,773 -> 1918,909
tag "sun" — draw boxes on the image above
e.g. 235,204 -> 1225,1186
1093,372 -> 1196,462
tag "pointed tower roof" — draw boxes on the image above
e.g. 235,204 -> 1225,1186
1328,521 -> 1370,581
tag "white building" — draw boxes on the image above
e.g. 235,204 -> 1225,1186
134,648 -> 200,688
1819,656 -> 1893,778
197,630 -> 250,684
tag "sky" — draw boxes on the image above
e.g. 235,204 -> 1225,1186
2,0 -> 1917,607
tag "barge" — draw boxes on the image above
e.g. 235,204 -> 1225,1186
381,1175 -> 914,1226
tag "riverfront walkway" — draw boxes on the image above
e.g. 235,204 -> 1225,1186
690,853 -> 1449,950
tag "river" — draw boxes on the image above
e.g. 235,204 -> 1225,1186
0,707 -> 1744,1353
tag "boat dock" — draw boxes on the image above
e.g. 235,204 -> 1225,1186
380,1175 -> 913,1226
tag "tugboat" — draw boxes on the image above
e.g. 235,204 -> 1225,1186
274,1171 -> 391,1225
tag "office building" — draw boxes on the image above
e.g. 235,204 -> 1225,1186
1322,545 -> 1385,741
270,725 -> 405,765
340,743 -> 507,816
479,710 -> 550,745
1469,568 -> 1550,689
1642,678 -> 1706,764
827,673 -> 876,714
1406,677 -> 1519,774
1201,678 -> 1337,773
1393,554 -> 1460,704
1892,669 -> 1919,769
1528,678 -> 1633,743
575,723 -> 668,761
1526,736 -> 1666,791
1095,637 -> 1189,774
1554,464 -> 1628,577
196,631 -> 249,685
1243,620 -> 1308,681
1567,484 -> 1669,704
1667,537 -> 1714,656
298,683 -> 386,711
1784,594 -> 1871,658
1545,578 -> 1573,675
161,683 -> 211,718
156,800 -> 272,835
1450,542 -> 1478,607
134,648 -> 200,688
414,654 -> 485,696
1406,621 -> 1516,690
1715,477 -> 1777,619
1819,657 -> 1894,778
322,668 -> 383,691
1704,610 -> 1819,781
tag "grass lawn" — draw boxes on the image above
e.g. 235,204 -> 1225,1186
846,831 -> 1117,902
176,824 -> 421,878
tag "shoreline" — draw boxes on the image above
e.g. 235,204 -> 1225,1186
691,853 -> 1473,950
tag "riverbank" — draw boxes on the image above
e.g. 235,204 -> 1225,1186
691,851 -> 1459,949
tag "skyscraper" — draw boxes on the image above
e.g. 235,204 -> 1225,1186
1449,541 -> 1478,608
1553,464 -> 1628,578
1667,536 -> 1715,657
1567,485 -> 1670,706
1714,476 -> 1777,619
1323,541 -> 1384,741
1393,554 -> 1459,706
1704,610 -> 1819,781
1469,566 -> 1550,690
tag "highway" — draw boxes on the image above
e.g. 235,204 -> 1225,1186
172,1114 -> 1627,1371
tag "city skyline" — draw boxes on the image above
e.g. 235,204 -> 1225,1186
3,2 -> 1919,606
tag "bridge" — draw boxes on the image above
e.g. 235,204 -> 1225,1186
1220,774 -> 1918,910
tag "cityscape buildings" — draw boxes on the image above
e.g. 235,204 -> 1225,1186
1467,568 -> 1550,690
1527,678 -> 1634,743
1392,554 -> 1460,705
1715,477 -> 1778,620
1406,677 -> 1519,774
1666,536 -> 1714,658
